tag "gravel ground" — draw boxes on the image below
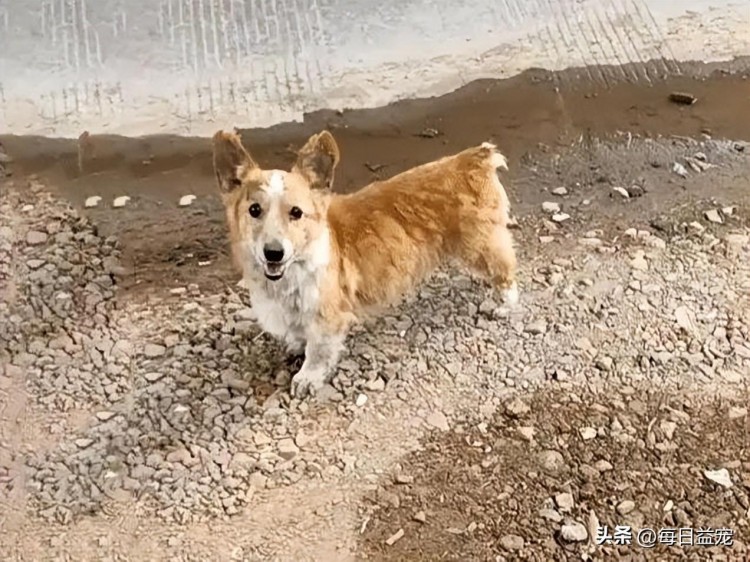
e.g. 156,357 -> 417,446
1,133 -> 749,560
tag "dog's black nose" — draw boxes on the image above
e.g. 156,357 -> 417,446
263,241 -> 285,263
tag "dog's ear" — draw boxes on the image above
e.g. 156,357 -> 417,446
212,130 -> 258,193
292,130 -> 340,191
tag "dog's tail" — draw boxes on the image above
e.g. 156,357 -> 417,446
479,141 -> 509,172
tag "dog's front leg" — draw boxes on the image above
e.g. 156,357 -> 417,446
290,329 -> 346,398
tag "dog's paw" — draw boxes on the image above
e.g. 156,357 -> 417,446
290,369 -> 326,399
501,281 -> 520,306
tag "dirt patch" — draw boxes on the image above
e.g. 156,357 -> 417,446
358,388 -> 750,561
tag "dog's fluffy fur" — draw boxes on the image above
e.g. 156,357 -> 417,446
212,130 -> 518,397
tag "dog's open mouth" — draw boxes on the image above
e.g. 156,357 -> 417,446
263,262 -> 286,281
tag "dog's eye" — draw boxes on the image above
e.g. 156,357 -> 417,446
289,206 -> 303,220
249,203 -> 262,218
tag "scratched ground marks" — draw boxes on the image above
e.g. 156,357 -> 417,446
0,0 -> 747,135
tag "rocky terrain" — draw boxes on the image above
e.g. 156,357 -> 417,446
1,113 -> 749,559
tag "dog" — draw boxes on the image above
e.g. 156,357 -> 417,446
212,129 -> 518,398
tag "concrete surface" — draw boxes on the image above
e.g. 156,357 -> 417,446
0,0 -> 748,137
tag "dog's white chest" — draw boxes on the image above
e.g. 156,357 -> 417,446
250,265 -> 320,338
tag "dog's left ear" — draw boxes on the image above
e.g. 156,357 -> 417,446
292,131 -> 340,190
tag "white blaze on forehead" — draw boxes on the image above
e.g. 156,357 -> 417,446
265,171 -> 286,196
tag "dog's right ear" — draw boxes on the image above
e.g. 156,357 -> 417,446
212,130 -> 258,193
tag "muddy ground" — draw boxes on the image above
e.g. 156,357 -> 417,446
1,60 -> 749,561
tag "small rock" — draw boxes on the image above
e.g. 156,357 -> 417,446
26,259 -> 45,269
179,195 -> 197,206
524,320 -> 547,335
426,411 -> 450,431
552,213 -> 571,223
660,420 -> 677,440
144,344 -> 166,358
595,357 -> 613,372
84,196 -> 102,208
617,500 -> 636,515
506,398 -> 530,418
26,231 -> 48,245
96,411 -> 116,421
704,209 -> 723,224
539,235 -> 554,244
144,372 -> 164,382
75,438 -> 94,449
704,468 -> 733,488
555,492 -> 575,513
166,448 -> 193,465
500,534 -> 524,551
355,394 -> 368,407
277,438 -> 299,460
674,306 -> 696,333
395,473 -> 414,485
629,251 -> 648,271
669,92 -> 697,105
542,202 -> 560,214
413,511 -> 427,523
672,162 -> 688,178
579,427 -> 597,441
517,426 -> 535,441
385,528 -> 404,546
540,508 -> 563,522
560,522 -> 588,542
538,450 -> 566,473
552,187 -> 568,196
113,196 -> 131,208
728,407 -> 747,420
612,187 -> 630,199
594,460 -> 613,472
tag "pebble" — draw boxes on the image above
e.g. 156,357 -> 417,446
413,511 -> 427,523
728,407 -> 748,420
179,195 -> 197,207
517,426 -> 535,441
542,202 -> 561,214
355,393 -> 368,407
524,320 -> 547,335
672,162 -> 688,178
144,344 -> 166,358
385,528 -> 404,546
555,492 -> 574,513
704,468 -> 733,488
84,196 -> 102,208
112,196 -> 131,208
629,251 -> 648,271
26,230 -> 48,245
538,450 -> 566,473
500,534 -> 524,550
560,522 -> 588,542
579,427 -> 597,440
617,500 -> 636,515
551,187 -> 568,196
612,187 -> 630,199
704,209 -> 723,224
506,398 -> 530,418
425,411 -> 450,431
277,439 -> 299,460
552,213 -> 571,223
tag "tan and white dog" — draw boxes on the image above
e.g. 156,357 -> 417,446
212,129 -> 518,398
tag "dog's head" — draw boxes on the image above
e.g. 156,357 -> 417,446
212,129 -> 340,281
